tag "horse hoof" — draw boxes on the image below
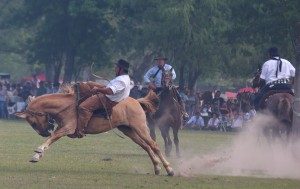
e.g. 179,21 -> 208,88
154,167 -> 161,175
167,170 -> 174,176
167,167 -> 174,176
34,148 -> 43,153
155,169 -> 160,175
30,157 -> 39,163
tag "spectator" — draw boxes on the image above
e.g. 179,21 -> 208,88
200,103 -> 211,126
230,110 -> 244,132
184,111 -> 205,130
36,81 -> 47,97
205,116 -> 220,131
52,82 -> 61,93
211,90 -> 226,127
0,83 -> 9,119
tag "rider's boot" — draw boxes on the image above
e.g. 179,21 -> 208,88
77,107 -> 93,138
180,104 -> 189,120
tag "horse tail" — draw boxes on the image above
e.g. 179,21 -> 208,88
278,97 -> 292,123
137,90 -> 160,116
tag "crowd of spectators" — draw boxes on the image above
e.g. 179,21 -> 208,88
1,79 -> 256,132
129,81 -> 257,132
0,80 -> 60,119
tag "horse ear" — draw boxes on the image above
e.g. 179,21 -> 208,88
28,96 -> 35,104
15,112 -> 27,119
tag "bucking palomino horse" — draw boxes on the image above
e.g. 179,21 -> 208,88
16,83 -> 174,176
147,68 -> 182,157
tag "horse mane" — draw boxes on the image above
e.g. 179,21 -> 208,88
59,83 -> 75,94
137,90 -> 160,116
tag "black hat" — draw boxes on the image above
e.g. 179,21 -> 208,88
116,59 -> 130,71
268,47 -> 279,57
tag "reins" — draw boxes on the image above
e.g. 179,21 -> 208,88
25,103 -> 77,125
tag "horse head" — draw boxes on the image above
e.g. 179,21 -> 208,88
16,96 -> 55,137
161,68 -> 173,89
252,66 -> 265,89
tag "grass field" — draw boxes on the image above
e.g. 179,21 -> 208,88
1,119 -> 300,189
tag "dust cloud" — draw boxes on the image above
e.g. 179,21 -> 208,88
175,113 -> 300,179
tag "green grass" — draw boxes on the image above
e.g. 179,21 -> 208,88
0,119 -> 299,189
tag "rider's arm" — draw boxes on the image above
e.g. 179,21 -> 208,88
144,68 -> 156,90
86,81 -> 106,89
171,67 -> 176,80
94,87 -> 113,95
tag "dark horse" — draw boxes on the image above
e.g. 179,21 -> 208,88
147,68 -> 182,157
252,69 -> 294,141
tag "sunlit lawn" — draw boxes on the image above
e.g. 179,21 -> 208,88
0,119 -> 299,189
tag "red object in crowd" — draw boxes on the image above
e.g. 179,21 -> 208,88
22,73 -> 46,82
224,92 -> 237,99
237,87 -> 254,94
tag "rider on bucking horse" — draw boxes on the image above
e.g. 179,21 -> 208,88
76,59 -> 131,138
253,47 -> 296,110
143,54 -> 189,120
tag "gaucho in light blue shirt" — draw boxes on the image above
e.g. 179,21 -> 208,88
144,64 -> 176,88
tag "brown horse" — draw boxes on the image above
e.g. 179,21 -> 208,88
147,68 -> 182,157
16,84 -> 174,176
252,70 -> 294,141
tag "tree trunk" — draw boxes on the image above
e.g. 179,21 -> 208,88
63,49 -> 75,83
53,59 -> 63,83
45,62 -> 54,82
179,64 -> 185,89
131,52 -> 156,83
292,22 -> 300,139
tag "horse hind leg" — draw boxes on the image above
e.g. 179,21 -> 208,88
131,125 -> 174,176
117,126 -> 162,175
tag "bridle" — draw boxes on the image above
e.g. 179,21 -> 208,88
25,103 -> 76,125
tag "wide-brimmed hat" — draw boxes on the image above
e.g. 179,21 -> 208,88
116,59 -> 130,71
154,53 -> 168,60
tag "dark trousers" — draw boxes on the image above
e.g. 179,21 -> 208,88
253,83 -> 292,110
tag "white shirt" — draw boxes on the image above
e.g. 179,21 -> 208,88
186,116 -> 205,127
208,118 -> 219,127
232,116 -> 243,128
106,74 -> 131,102
260,57 -> 295,84
144,64 -> 176,87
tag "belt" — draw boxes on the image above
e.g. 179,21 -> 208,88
268,79 -> 290,85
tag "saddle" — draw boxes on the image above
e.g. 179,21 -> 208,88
74,82 -> 115,119
259,89 -> 293,109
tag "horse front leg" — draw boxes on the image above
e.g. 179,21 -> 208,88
173,127 -> 180,158
31,126 -> 74,163
160,126 -> 172,157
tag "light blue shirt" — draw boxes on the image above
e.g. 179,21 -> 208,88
186,116 -> 205,128
144,64 -> 176,87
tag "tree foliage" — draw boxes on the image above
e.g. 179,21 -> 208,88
1,0 -> 300,89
